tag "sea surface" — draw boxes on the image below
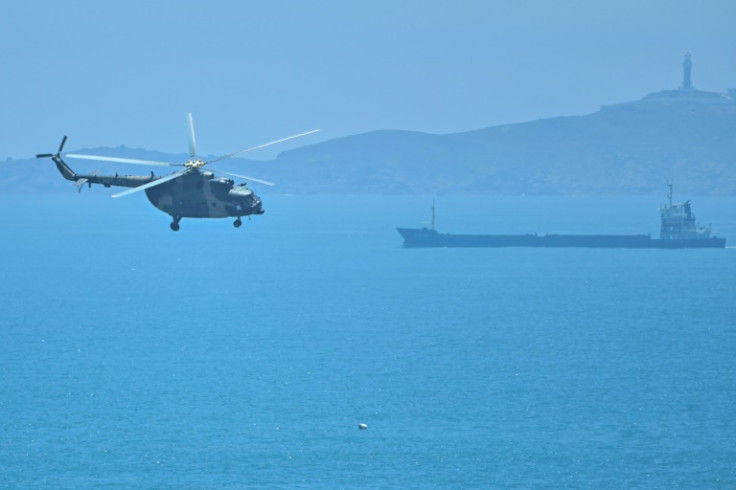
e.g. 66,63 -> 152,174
1,194 -> 735,489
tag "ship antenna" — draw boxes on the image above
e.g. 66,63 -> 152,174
667,182 -> 673,207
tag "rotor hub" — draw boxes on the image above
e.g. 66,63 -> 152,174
184,158 -> 206,169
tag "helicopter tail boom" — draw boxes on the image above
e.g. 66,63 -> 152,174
37,136 -> 159,192
53,155 -> 78,181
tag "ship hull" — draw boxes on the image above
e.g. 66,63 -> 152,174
397,228 -> 726,249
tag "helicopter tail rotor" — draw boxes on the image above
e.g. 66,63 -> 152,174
58,135 -> 68,154
36,136 -> 78,183
36,135 -> 68,159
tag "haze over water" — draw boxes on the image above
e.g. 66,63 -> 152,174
3,1 -> 735,160
2,194 -> 735,488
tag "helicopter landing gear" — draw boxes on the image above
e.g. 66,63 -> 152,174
233,217 -> 242,228
170,215 -> 181,231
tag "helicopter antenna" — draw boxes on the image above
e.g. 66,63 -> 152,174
186,112 -> 198,158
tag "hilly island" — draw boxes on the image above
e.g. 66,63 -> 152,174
4,56 -> 735,196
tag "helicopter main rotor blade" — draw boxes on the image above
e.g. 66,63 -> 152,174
205,129 -> 321,165
58,135 -> 68,153
111,169 -> 187,198
211,168 -> 275,186
186,112 -> 197,158
65,154 -> 182,167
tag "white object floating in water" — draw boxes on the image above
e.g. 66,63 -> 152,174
358,423 -> 368,430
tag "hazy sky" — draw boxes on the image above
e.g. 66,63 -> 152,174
2,0 -> 735,160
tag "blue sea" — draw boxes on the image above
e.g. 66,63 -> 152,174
2,194 -> 735,488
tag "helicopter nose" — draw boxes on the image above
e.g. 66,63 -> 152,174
250,196 -> 264,215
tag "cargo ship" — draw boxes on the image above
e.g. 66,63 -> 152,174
396,185 -> 726,249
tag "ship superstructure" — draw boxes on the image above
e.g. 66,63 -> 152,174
659,183 -> 714,240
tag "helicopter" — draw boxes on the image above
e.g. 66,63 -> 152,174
37,113 -> 319,231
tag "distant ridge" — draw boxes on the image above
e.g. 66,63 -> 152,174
263,54 -> 735,195
4,54 -> 735,195
263,100 -> 736,195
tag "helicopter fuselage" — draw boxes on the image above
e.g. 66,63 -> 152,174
144,170 -> 264,219
51,155 -> 263,228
